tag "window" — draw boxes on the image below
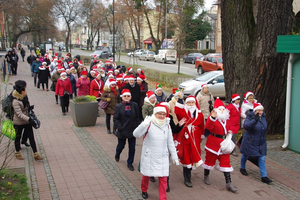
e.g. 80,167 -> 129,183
206,41 -> 209,49
206,57 -> 212,62
214,75 -> 224,83
211,57 -> 217,63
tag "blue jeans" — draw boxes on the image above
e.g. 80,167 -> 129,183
7,62 -> 11,74
116,137 -> 136,166
241,154 -> 267,177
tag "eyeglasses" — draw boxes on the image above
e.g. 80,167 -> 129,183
156,112 -> 166,116
123,95 -> 131,97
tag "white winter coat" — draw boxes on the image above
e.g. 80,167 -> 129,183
133,118 -> 178,177
241,99 -> 257,127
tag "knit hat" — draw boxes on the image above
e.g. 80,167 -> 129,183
155,83 -> 162,91
146,91 -> 155,100
231,94 -> 240,102
81,71 -> 88,76
128,75 -> 135,80
128,67 -> 133,72
244,91 -> 254,100
60,71 -> 66,76
253,103 -> 264,111
214,97 -> 225,108
109,79 -> 116,86
120,89 -> 131,97
137,75 -> 145,82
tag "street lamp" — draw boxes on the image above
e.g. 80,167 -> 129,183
113,0 -> 115,62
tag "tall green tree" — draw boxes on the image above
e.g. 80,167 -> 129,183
221,0 -> 293,135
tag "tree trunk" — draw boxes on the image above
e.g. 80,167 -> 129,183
221,0 -> 293,135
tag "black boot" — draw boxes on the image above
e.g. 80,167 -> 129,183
166,176 -> 170,192
107,129 -> 111,134
204,169 -> 211,185
183,167 -> 192,187
224,172 -> 238,193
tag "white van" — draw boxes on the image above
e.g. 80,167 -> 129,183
154,49 -> 177,64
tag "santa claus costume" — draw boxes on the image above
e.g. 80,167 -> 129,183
174,95 -> 204,188
202,98 -> 238,193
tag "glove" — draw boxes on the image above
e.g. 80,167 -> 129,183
141,116 -> 152,127
29,105 -> 34,110
173,159 -> 180,165
254,113 -> 260,122
28,118 -> 35,126
106,98 -> 111,102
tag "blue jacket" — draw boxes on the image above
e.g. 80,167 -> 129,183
31,61 -> 42,73
240,111 -> 267,157
67,74 -> 76,94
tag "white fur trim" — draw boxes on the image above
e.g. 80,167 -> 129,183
128,77 -> 135,80
120,92 -> 131,97
186,97 -> 196,103
60,72 -> 66,76
128,68 -> 133,72
202,163 -> 215,170
148,94 -> 155,100
205,146 -> 223,156
116,77 -> 123,80
109,81 -> 116,86
160,102 -> 170,109
232,95 -> 240,102
175,102 -> 184,108
153,106 -> 166,114
254,105 -> 264,112
245,92 -> 254,100
217,164 -> 234,172
210,116 -> 217,122
39,66 -> 46,70
42,62 -> 47,65
137,77 -> 143,81
155,87 -> 162,91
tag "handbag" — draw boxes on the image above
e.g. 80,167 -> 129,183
99,94 -> 110,109
29,109 -> 41,129
50,82 -> 55,91
2,120 -> 16,140
220,133 -> 236,154
62,81 -> 70,96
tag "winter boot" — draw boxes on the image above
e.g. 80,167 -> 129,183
204,169 -> 211,185
224,172 -> 238,193
34,152 -> 44,160
183,167 -> 193,187
15,151 -> 24,160
166,176 -> 170,192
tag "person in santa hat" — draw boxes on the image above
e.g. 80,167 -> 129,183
142,91 -> 158,119
241,91 -> 257,127
76,71 -> 90,96
155,83 -> 167,103
104,60 -> 114,72
90,55 -> 98,70
101,79 -> 121,134
137,74 -> 148,117
90,72 -> 104,100
202,97 -> 238,193
126,67 -> 134,76
104,69 -> 115,87
37,62 -> 51,91
123,75 -> 141,108
123,75 -> 129,84
133,103 -> 179,199
174,95 -> 204,188
50,58 -> 59,76
196,84 -> 214,122
240,103 -> 272,184
88,70 -> 96,82
73,57 -> 79,70
116,74 -> 124,93
66,69 -> 76,98
55,70 -> 72,115
226,94 -> 241,156
109,58 -> 116,68
70,66 -> 78,82
114,89 -> 140,171
99,67 -> 106,83
51,66 -> 64,104
114,69 -> 120,77
136,68 -> 145,77
44,54 -> 51,66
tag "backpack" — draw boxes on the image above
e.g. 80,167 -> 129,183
2,92 -> 14,120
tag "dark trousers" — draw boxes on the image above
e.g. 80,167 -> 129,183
116,137 -> 136,166
33,73 -> 38,86
14,124 -> 37,152
59,95 -> 70,114
106,113 -> 113,130
11,63 -> 17,75
38,80 -> 49,90
55,95 -> 58,103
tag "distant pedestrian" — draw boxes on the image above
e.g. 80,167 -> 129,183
10,50 -> 19,75
114,89 -> 140,171
5,51 -> 12,75
154,83 -> 167,103
26,52 -> 36,67
20,48 -> 26,62
51,67 -> 63,104
31,57 -> 42,87
55,71 -> 72,115
37,62 -> 51,91
66,69 -> 76,98
76,71 -> 90,96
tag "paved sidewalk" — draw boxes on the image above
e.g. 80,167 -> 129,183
0,54 -> 300,200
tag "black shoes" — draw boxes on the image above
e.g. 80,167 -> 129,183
184,181 -> 193,188
107,129 -> 111,134
127,165 -> 134,171
21,142 -> 30,147
115,155 -> 119,162
261,177 -> 273,184
240,168 -> 248,176
142,192 -> 148,199
150,177 -> 155,182
166,183 -> 170,192
56,101 -> 58,104
62,113 -> 66,116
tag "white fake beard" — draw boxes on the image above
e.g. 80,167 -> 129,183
185,104 -> 196,117
216,108 -> 230,121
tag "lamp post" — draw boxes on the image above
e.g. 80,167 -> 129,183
165,0 -> 167,49
113,0 -> 115,62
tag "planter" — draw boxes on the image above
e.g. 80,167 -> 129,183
70,100 -> 98,127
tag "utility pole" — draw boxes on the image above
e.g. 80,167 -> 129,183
113,0 -> 115,62
165,0 -> 167,49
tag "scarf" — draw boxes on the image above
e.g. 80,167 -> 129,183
139,82 -> 145,91
233,103 -> 240,111
111,86 -> 118,96
151,114 -> 167,127
123,101 -> 131,115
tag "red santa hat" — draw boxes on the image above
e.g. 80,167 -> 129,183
90,70 -> 96,74
68,61 -> 73,65
120,89 -> 131,97
244,91 -> 254,100
65,54 -> 69,58
146,91 -> 155,100
172,88 -> 179,94
201,84 -> 208,89
128,74 -> 135,80
253,103 -> 264,111
185,95 -> 200,110
153,103 -> 168,117
137,75 -> 145,82
214,97 -> 225,108
93,66 -> 98,71
105,61 -> 110,65
123,75 -> 129,81
231,94 -> 240,102
44,54 -> 48,58
95,72 -> 100,78
60,70 -> 66,76
57,66 -> 64,71
116,74 -> 123,81
54,53 -> 58,57
57,60 -> 62,64
100,68 -> 105,72
110,59 -> 113,63
42,62 -> 47,65
70,66 -> 75,70
128,67 -> 133,72
107,69 -> 113,74
155,83 -> 162,91
137,68 -> 141,72
114,69 -> 119,73
109,79 -> 117,86
81,71 -> 88,76
53,57 -> 58,62
78,60 -> 83,66
93,55 -> 97,59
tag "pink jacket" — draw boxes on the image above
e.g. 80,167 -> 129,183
76,76 -> 90,96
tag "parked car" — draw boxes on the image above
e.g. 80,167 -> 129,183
183,53 -> 204,64
195,55 -> 223,75
134,49 -> 147,57
127,51 -> 134,57
96,47 -> 113,57
139,51 -> 155,61
90,50 -> 110,59
154,49 -> 177,64
178,71 -> 225,98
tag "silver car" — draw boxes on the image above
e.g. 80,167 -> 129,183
139,51 -> 155,61
178,71 -> 225,98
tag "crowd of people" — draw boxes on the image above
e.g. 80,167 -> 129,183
8,48 -> 272,200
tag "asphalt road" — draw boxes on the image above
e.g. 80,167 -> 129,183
69,49 -> 198,77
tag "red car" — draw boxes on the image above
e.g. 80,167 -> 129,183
195,55 -> 223,74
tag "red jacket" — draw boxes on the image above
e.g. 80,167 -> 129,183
226,103 -> 241,133
90,79 -> 104,98
76,76 -> 90,96
55,77 -> 72,97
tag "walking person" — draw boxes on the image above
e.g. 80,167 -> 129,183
51,67 -> 64,104
20,48 -> 26,62
226,94 -> 241,156
4,51 -> 12,75
12,80 -> 43,160
31,57 -> 42,87
240,103 -> 273,184
76,71 -> 90,96
66,69 -> 76,98
37,62 -> 51,91
137,74 -> 148,120
123,74 -> 141,108
101,79 -> 121,134
114,89 -> 140,171
55,70 -> 72,115
10,50 -> 19,75
133,104 -> 180,200
26,52 -> 36,67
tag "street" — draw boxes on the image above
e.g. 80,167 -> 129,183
70,49 -> 198,77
